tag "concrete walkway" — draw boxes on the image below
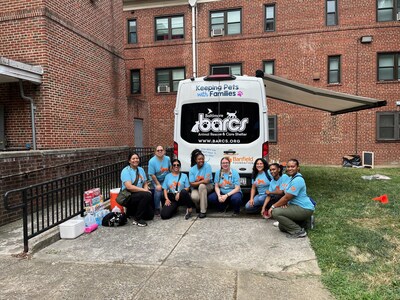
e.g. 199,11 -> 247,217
0,212 -> 333,299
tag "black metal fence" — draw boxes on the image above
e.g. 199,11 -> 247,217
3,147 -> 172,252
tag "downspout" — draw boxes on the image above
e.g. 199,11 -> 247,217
19,80 -> 37,150
189,0 -> 197,78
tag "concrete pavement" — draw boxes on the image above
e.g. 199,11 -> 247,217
0,211 -> 333,299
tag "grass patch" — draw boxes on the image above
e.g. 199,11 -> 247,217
302,166 -> 400,299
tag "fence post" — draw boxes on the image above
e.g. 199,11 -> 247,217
22,190 -> 29,253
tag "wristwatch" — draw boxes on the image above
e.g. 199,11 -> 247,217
271,205 -> 276,209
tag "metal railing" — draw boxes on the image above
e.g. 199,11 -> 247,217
3,147 -> 172,252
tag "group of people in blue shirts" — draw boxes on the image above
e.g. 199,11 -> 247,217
119,146 -> 315,238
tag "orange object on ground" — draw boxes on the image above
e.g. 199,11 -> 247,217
110,188 -> 125,212
372,194 -> 389,204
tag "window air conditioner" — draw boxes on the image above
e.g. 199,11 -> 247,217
211,28 -> 224,37
157,85 -> 170,93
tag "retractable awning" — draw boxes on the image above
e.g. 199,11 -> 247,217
263,74 -> 387,115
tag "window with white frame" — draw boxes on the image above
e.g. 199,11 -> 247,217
155,15 -> 184,41
156,68 -> 185,92
265,4 -> 275,31
128,19 -> 137,44
376,112 -> 400,140
328,55 -> 341,84
210,63 -> 242,76
210,9 -> 241,36
378,52 -> 400,81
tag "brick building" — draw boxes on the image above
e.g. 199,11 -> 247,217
123,0 -> 400,166
0,0 -> 399,167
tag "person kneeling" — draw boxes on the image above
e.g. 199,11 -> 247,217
161,159 -> 195,220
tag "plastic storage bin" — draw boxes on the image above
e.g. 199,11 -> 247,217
59,219 -> 85,239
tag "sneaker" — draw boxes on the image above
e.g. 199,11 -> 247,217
154,209 -> 160,217
231,211 -> 240,217
185,209 -> 192,220
132,219 -> 147,227
286,229 -> 307,239
273,221 -> 279,227
198,212 -> 206,218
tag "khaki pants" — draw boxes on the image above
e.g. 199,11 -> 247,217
191,183 -> 214,213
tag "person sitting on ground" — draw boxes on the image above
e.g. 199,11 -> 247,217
208,157 -> 242,216
260,163 -> 290,218
120,152 -> 154,227
148,145 -> 171,216
161,159 -> 195,220
269,159 -> 315,238
245,158 -> 271,213
189,149 -> 214,218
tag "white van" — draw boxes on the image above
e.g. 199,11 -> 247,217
173,74 -> 269,193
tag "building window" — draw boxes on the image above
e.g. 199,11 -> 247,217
210,9 -> 241,36
377,0 -> 400,21
378,53 -> 400,81
210,64 -> 242,76
130,70 -> 141,94
128,19 -> 137,44
265,5 -> 275,31
268,115 -> 277,142
376,112 -> 400,140
326,0 -> 338,25
155,15 -> 184,41
328,56 -> 341,84
156,68 -> 185,92
263,60 -> 275,75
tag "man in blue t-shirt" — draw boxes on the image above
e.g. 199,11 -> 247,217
148,145 -> 171,215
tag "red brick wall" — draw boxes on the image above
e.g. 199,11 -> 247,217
0,0 -> 132,150
123,0 -> 400,166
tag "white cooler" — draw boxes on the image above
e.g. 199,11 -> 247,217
59,219 -> 85,239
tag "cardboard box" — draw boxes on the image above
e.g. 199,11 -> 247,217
59,219 -> 85,239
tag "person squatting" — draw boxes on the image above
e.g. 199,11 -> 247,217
118,148 -> 315,238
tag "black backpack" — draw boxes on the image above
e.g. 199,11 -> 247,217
102,212 -> 127,227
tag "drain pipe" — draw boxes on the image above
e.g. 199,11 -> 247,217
19,80 -> 37,150
189,0 -> 198,78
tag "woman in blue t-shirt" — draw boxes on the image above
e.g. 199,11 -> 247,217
260,163 -> 290,218
161,159 -> 195,220
245,158 -> 271,213
208,157 -> 242,216
270,159 -> 315,238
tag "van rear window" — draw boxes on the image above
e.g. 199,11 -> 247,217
181,102 -> 260,144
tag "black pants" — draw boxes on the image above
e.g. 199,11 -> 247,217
160,189 -> 195,220
124,191 -> 154,221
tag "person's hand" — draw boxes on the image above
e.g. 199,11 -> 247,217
175,192 -> 180,201
261,207 -> 265,216
249,198 -> 254,207
268,207 -> 273,216
156,184 -> 162,191
165,199 -> 171,206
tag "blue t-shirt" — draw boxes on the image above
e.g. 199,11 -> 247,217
121,166 -> 147,190
251,171 -> 271,195
189,162 -> 213,183
268,174 -> 290,193
214,168 -> 241,194
284,173 -> 315,211
148,155 -> 171,183
162,173 -> 190,193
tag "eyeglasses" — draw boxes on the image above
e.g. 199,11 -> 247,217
172,164 -> 181,167
221,162 -> 230,165
156,149 -> 164,152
